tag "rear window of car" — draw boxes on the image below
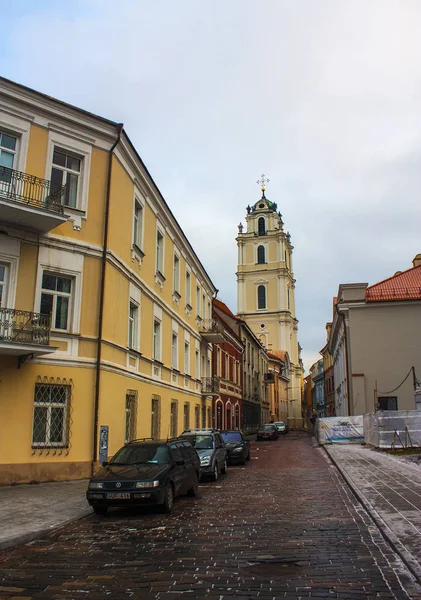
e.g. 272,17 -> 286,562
221,432 -> 242,442
180,434 -> 214,449
109,444 -> 170,465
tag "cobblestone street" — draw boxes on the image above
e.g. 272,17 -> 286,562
1,432 -> 420,599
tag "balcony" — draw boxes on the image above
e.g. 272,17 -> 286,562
201,376 -> 220,396
0,308 -> 56,357
0,167 -> 68,234
264,372 -> 275,383
199,318 -> 226,343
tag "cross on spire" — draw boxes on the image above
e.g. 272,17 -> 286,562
257,174 -> 270,196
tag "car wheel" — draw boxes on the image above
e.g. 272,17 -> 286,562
212,464 -> 219,481
240,452 -> 246,465
187,474 -> 199,497
93,505 -> 108,515
162,483 -> 174,513
221,459 -> 228,474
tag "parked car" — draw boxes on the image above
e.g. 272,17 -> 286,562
273,421 -> 289,434
86,439 -> 200,515
220,430 -> 251,465
179,429 -> 228,480
257,424 -> 279,441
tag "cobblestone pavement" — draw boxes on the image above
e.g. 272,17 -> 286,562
1,432 -> 421,600
325,444 -> 421,584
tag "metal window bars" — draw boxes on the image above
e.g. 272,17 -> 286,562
32,377 -> 73,453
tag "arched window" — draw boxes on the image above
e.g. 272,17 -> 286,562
257,245 -> 265,264
258,217 -> 265,236
258,285 -> 266,309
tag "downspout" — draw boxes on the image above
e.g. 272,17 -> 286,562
92,123 -> 124,472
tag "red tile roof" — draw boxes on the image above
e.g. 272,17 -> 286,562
366,265 -> 421,302
213,298 -> 237,319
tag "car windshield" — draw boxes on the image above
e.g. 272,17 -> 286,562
275,422 -> 285,427
109,444 -> 170,465
221,432 -> 242,442
261,425 -> 275,431
181,434 -> 214,450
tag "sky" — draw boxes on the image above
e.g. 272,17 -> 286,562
1,0 -> 420,372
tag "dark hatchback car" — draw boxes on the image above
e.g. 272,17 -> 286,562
86,439 -> 200,515
257,424 -> 279,441
220,430 -> 250,465
179,429 -> 228,481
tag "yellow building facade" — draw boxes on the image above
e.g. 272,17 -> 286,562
0,77 -> 217,485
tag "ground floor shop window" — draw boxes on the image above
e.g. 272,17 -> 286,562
32,380 -> 71,448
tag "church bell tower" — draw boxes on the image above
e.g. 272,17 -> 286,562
236,176 -> 302,422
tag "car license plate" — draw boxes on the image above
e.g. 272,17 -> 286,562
106,492 -> 130,500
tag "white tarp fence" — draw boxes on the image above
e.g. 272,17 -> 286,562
316,415 -> 364,445
364,410 -> 421,448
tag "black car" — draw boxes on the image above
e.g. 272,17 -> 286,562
220,430 -> 251,465
86,439 -> 200,515
179,429 -> 228,481
257,424 -> 279,441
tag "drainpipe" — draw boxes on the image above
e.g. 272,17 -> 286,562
92,123 -> 124,472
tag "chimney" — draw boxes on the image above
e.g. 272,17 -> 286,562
413,254 -> 421,268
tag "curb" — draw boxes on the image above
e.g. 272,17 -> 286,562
323,445 -> 421,587
0,508 -> 92,552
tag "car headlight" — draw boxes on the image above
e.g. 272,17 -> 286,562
200,456 -> 211,466
135,480 -> 160,488
233,447 -> 243,452
89,482 -> 104,489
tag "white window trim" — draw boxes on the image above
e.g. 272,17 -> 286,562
256,282 -> 268,311
132,191 -> 145,256
153,317 -> 162,362
184,340 -> 190,375
128,298 -> 140,351
171,331 -> 179,370
35,247 -> 83,334
173,250 -> 181,295
0,252 -> 19,310
0,113 -> 30,174
44,130 -> 92,227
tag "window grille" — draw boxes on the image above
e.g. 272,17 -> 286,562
32,377 -> 72,452
125,391 -> 138,443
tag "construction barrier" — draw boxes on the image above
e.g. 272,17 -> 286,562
364,410 -> 421,448
316,415 -> 364,445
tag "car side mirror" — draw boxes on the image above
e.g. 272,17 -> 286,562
176,459 -> 185,466
102,461 -> 108,467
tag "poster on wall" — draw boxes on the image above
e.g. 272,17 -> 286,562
317,416 -> 364,444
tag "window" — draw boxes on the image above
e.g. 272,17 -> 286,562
156,230 -> 164,275
195,405 -> 200,428
195,349 -> 200,379
153,319 -> 161,361
202,294 -> 206,319
196,285 -> 200,317
32,383 -> 70,447
51,149 -> 81,208
172,332 -> 178,370
40,273 -> 72,330
207,407 -> 212,429
184,341 -> 190,375
151,395 -> 161,439
173,254 -> 180,294
378,397 -> 398,411
0,131 -> 17,185
184,403 -> 190,430
133,200 -> 143,250
257,245 -> 265,264
125,392 -> 138,443
258,217 -> 266,236
170,401 -> 178,438
258,285 -> 266,310
185,270 -> 191,306
0,263 -> 9,308
202,405 -> 206,428
287,287 -> 290,310
128,302 -> 138,349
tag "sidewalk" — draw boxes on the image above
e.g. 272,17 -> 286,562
0,479 -> 91,550
325,443 -> 421,585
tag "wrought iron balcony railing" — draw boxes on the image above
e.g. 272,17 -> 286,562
0,308 -> 51,346
0,166 -> 65,214
199,318 -> 224,334
201,376 -> 220,395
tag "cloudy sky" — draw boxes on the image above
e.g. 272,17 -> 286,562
2,0 -> 420,371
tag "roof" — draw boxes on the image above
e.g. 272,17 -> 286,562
366,265 -> 421,302
268,350 -> 287,362
213,298 -> 237,319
